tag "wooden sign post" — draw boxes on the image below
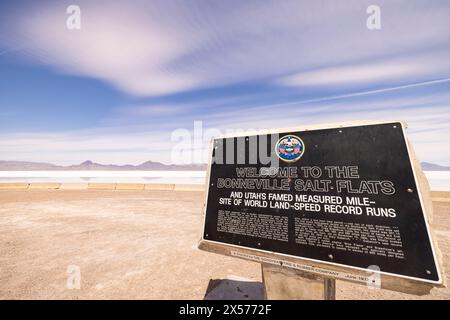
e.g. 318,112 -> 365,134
199,121 -> 444,299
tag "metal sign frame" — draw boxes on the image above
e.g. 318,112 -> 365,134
198,120 -> 443,290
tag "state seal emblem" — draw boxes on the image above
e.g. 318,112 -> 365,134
275,135 -> 305,162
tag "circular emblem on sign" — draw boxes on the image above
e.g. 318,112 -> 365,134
275,135 -> 305,163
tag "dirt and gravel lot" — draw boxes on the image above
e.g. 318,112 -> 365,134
0,189 -> 449,299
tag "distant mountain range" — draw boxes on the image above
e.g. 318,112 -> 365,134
0,160 -> 207,171
421,162 -> 450,171
0,160 -> 449,171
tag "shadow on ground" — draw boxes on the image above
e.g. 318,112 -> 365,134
204,278 -> 264,300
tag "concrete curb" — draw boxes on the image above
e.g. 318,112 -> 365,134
431,191 -> 450,202
431,191 -> 450,197
144,184 -> 175,191
173,184 -> 205,192
0,183 -> 30,190
432,198 -> 450,203
59,183 -> 89,190
116,183 -> 145,190
87,183 -> 117,190
28,183 -> 61,189
0,183 -> 204,192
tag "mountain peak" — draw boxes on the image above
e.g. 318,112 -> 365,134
140,160 -> 158,165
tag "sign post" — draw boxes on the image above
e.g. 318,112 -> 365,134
199,121 -> 443,299
262,263 -> 336,300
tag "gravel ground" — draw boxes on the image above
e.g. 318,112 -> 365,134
0,190 -> 448,300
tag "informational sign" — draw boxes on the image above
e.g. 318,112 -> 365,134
201,122 -> 441,283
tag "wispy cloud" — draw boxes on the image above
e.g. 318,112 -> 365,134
277,78 -> 450,105
1,1 -> 450,165
279,62 -> 421,87
2,0 -> 450,96
2,81 -> 450,165
2,1 -> 201,95
277,49 -> 450,88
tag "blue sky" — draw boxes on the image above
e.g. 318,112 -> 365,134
1,0 -> 450,165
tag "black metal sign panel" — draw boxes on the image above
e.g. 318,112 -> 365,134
202,122 -> 440,283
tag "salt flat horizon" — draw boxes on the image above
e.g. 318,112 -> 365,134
1,170 -> 450,191
0,170 -> 207,185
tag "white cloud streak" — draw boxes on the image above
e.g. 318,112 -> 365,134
1,1 -> 450,165
2,86 -> 450,165
1,0 -> 450,96
279,62 -> 427,87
